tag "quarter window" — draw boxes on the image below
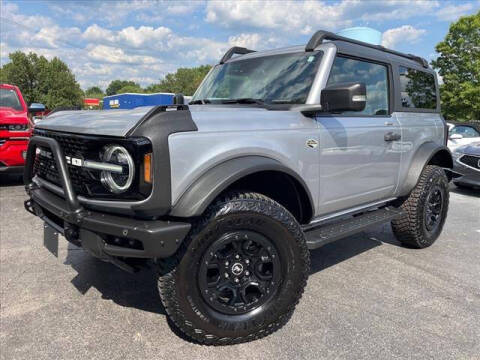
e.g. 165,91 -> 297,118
399,66 -> 437,109
326,56 -> 389,116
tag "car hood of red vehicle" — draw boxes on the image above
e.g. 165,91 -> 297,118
0,108 -> 28,124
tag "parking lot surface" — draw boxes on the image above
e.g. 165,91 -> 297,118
1,176 -> 479,360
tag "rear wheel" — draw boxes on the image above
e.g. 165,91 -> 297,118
392,165 -> 449,248
157,191 -> 310,345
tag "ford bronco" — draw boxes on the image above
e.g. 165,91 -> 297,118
24,30 -> 453,345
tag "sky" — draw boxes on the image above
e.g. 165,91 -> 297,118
1,0 -> 479,90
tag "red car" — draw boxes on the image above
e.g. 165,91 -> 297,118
0,84 -> 44,175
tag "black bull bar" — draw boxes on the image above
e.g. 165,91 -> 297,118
23,136 -> 191,267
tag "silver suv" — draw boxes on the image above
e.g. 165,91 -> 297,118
24,30 -> 453,345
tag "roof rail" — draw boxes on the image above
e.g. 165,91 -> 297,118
219,46 -> 256,64
305,30 -> 429,68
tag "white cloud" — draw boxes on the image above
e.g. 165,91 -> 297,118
436,3 -> 475,22
87,45 -> 158,64
382,25 -> 426,49
117,26 -> 172,48
83,24 -> 116,42
205,0 -> 440,33
228,33 -> 262,49
32,26 -> 82,49
205,0 -> 351,32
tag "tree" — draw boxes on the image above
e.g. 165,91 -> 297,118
106,80 -> 140,96
85,86 -> 103,96
432,11 -> 480,121
116,84 -> 144,94
0,51 -> 83,109
84,86 -> 105,102
146,65 -> 212,96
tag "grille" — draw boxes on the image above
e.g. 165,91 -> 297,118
459,155 -> 480,170
32,130 -> 101,196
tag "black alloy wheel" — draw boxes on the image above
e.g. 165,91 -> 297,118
198,231 -> 281,315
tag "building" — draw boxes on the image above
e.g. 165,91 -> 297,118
83,98 -> 101,109
102,92 -> 174,110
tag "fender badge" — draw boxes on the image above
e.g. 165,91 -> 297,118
306,139 -> 318,149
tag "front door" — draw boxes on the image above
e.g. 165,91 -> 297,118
317,55 -> 401,216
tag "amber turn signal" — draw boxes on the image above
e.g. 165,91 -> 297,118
144,153 -> 152,183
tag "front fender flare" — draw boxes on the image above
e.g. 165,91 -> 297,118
169,156 -> 314,218
399,142 -> 453,196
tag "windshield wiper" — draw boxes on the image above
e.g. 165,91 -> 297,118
189,99 -> 211,105
220,98 -> 265,105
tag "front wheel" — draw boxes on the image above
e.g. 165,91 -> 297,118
392,165 -> 449,248
157,192 -> 310,345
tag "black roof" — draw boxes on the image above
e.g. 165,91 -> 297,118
306,30 -> 430,70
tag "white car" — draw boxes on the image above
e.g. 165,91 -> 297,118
447,122 -> 480,151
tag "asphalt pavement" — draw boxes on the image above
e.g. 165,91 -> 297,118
1,175 -> 479,360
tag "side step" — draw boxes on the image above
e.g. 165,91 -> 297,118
305,207 -> 404,250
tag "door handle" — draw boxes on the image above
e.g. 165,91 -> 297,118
384,132 -> 401,142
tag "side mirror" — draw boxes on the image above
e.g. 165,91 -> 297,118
28,103 -> 45,113
449,133 -> 463,140
320,82 -> 366,113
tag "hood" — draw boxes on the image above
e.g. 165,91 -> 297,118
0,108 -> 28,124
187,104 -> 308,132
35,106 -> 155,137
34,104 -> 309,137
456,141 -> 480,156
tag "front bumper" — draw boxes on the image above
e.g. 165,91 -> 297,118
0,165 -> 24,174
0,138 -> 28,168
453,157 -> 480,189
24,135 -> 191,260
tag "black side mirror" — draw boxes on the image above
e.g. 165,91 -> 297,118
173,93 -> 184,105
320,82 -> 366,113
28,103 -> 46,113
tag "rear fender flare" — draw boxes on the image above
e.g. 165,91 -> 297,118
399,142 -> 453,196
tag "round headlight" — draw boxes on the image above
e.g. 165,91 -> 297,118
100,145 -> 135,193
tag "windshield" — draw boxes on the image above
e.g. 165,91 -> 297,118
0,88 -> 23,111
192,51 -> 323,104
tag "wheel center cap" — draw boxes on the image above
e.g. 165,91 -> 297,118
231,263 -> 244,276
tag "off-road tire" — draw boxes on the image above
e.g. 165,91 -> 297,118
157,191 -> 310,345
392,165 -> 449,248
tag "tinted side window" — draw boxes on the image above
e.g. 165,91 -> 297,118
399,66 -> 437,109
327,56 -> 389,116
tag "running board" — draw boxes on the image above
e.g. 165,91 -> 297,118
305,207 -> 404,250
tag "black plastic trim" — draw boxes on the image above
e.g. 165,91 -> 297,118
0,165 -> 24,174
306,30 -> 429,68
128,105 -> 198,217
24,136 -> 82,213
399,142 -> 453,196
219,46 -> 256,64
27,187 -> 191,258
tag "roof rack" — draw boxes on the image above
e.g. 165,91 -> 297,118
219,46 -> 256,64
305,30 -> 429,68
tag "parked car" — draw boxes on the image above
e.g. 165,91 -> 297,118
452,141 -> 480,189
0,84 -> 45,175
447,122 -> 480,151
23,30 -> 453,345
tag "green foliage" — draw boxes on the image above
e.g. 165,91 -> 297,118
432,11 -> 480,121
105,80 -> 139,96
116,84 -> 144,94
0,51 -> 83,109
146,65 -> 212,95
84,86 -> 104,99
